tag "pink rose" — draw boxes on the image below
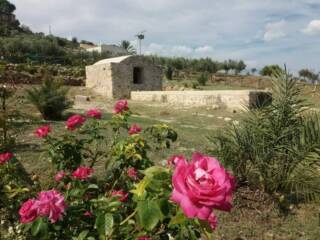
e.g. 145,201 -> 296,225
72,166 -> 93,180
37,190 -> 67,223
54,171 -> 66,182
208,213 -> 218,230
128,124 -> 142,135
137,237 -> 151,240
171,152 -> 235,228
167,155 -> 185,167
127,167 -> 137,179
66,114 -> 86,131
84,211 -> 93,217
35,125 -> 51,138
111,190 -> 128,202
0,152 -> 14,164
113,100 -> 129,114
19,199 -> 38,223
86,109 -> 102,119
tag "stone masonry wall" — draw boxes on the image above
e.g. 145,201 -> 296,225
111,56 -> 162,99
131,90 -> 270,110
85,63 -> 113,98
86,56 -> 162,99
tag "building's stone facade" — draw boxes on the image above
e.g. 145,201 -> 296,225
86,55 -> 162,99
131,90 -> 271,110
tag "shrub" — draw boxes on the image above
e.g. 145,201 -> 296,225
197,72 -> 209,86
191,81 -> 199,89
164,65 -> 173,80
210,69 -> 320,205
260,65 -> 283,76
27,72 -> 72,120
4,101 -> 235,239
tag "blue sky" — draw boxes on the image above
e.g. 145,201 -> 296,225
11,0 -> 320,72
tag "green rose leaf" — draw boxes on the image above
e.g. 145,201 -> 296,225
31,218 -> 47,237
76,230 -> 89,240
95,213 -> 114,238
137,200 -> 162,230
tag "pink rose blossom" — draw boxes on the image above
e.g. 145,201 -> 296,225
0,152 -> 14,164
111,190 -> 128,202
137,237 -> 151,240
86,109 -> 102,119
72,166 -> 94,180
127,167 -> 137,179
128,124 -> 142,135
167,155 -> 185,167
35,125 -> 51,138
66,114 -> 86,131
54,171 -> 66,182
84,211 -> 93,217
37,190 -> 67,223
113,100 -> 129,114
19,199 -> 38,223
171,152 -> 235,229
208,213 -> 218,230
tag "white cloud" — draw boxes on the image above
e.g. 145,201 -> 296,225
302,19 -> 320,35
263,20 -> 287,41
144,44 -> 214,57
194,45 -> 214,54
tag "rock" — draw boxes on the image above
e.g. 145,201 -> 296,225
224,117 -> 232,121
75,95 -> 91,102
233,120 -> 240,125
263,232 -> 274,240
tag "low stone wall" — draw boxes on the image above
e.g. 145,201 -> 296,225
131,90 -> 271,110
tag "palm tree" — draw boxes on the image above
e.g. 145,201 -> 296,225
119,40 -> 136,54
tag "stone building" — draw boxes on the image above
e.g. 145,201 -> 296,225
86,55 -> 162,99
85,44 -> 128,56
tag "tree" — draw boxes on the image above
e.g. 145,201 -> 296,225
27,72 -> 72,120
222,60 -> 231,75
260,65 -> 283,76
251,68 -> 257,75
299,69 -> 319,85
235,60 -> 247,75
210,69 -> 320,204
119,40 -> 136,54
0,0 -> 20,36
197,72 -> 209,86
164,65 -> 173,80
0,0 -> 16,14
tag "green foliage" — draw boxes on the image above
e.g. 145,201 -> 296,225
298,68 -> 319,84
210,69 -> 320,204
164,65 -> 173,80
148,55 -> 246,75
26,72 -> 72,120
260,64 -> 283,76
197,72 -> 209,86
0,0 -> 21,36
119,40 -> 136,54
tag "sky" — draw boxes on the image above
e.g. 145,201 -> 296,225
11,0 -> 320,72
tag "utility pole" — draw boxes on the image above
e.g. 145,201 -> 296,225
135,31 -> 146,55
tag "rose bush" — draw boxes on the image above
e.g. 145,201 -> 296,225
2,103 -> 235,239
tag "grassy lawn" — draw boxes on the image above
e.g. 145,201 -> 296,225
6,85 -> 320,239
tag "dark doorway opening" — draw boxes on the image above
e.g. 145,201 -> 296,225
133,67 -> 144,84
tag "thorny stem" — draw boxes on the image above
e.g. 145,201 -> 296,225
120,209 -> 137,226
